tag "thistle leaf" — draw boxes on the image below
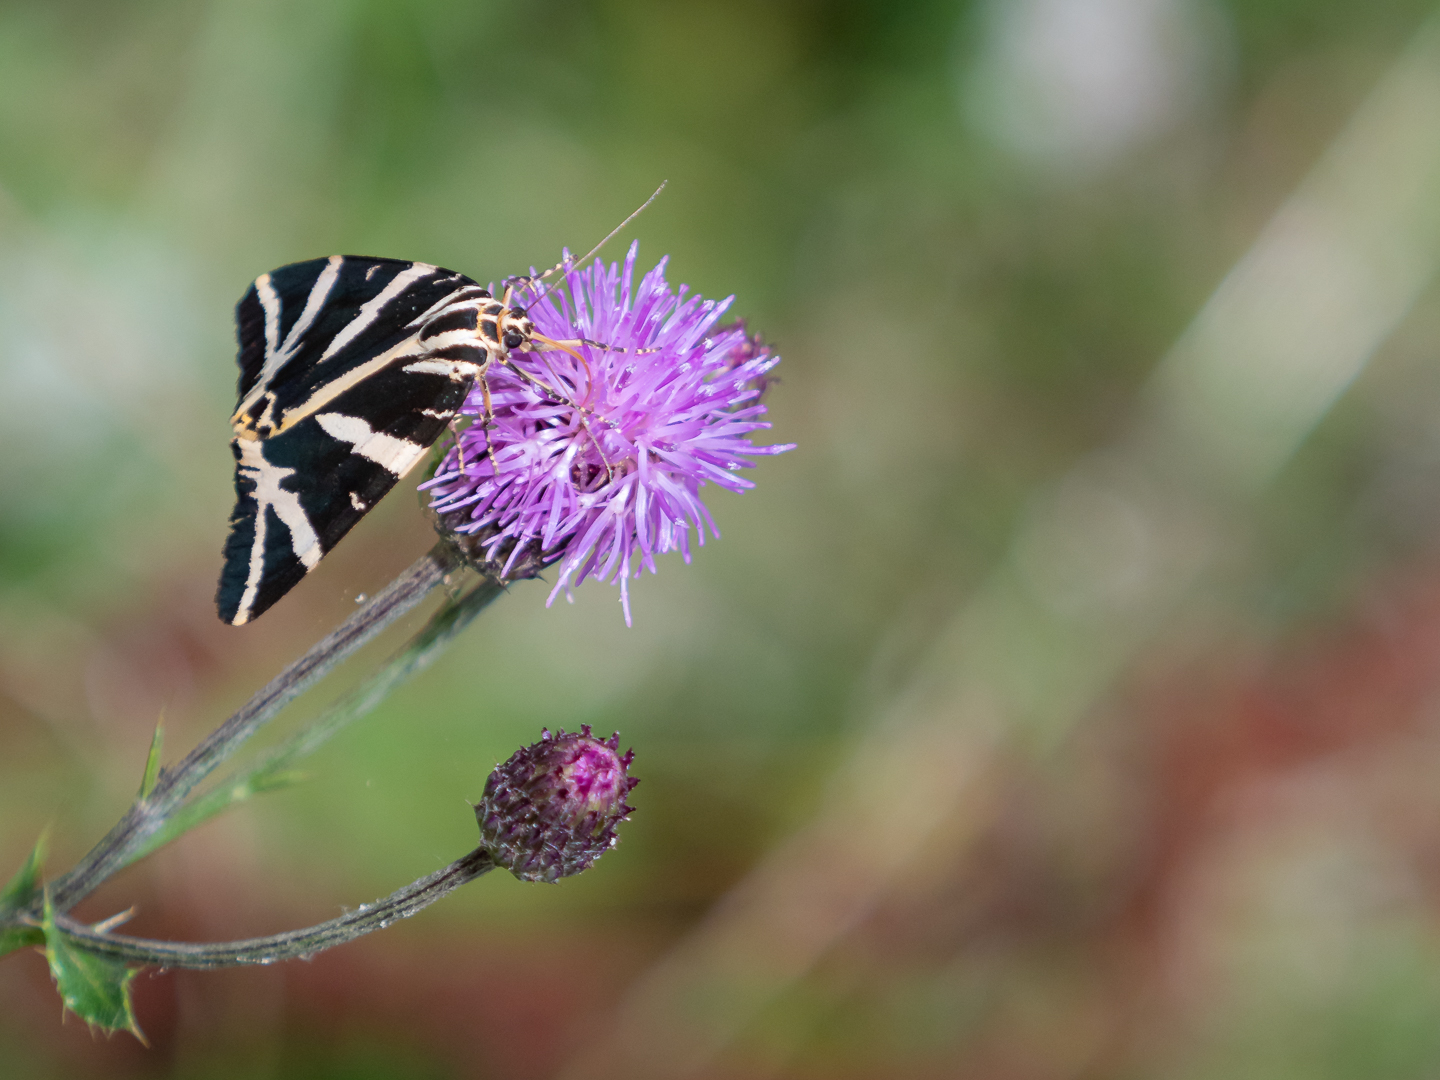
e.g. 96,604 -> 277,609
1,832 -> 45,909
0,832 -> 47,959
0,924 -> 43,957
138,721 -> 164,800
41,894 -> 145,1043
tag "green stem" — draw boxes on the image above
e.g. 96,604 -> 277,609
131,576 -> 507,862
43,541 -> 465,914
51,848 -> 495,970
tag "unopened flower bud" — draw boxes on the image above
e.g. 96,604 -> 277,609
475,726 -> 638,883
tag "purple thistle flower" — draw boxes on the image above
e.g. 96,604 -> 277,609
423,242 -> 792,624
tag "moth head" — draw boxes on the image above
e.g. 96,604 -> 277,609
498,307 -> 534,353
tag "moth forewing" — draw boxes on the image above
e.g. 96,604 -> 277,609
218,185 -> 668,624
217,253 -> 594,624
217,255 -> 492,625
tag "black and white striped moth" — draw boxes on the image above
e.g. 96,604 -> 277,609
216,187 -> 665,625
217,254 -> 556,625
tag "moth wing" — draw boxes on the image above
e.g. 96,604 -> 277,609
218,310 -> 477,625
232,256 -> 478,412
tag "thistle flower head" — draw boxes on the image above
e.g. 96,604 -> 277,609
475,726 -> 638,883
423,242 -> 792,624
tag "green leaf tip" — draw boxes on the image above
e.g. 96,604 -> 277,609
0,832 -> 47,958
139,720 -> 164,800
1,830 -> 46,910
42,893 -> 146,1044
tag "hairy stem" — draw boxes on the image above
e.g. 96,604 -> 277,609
51,848 -> 495,970
43,541 -> 465,914
129,576 -> 507,863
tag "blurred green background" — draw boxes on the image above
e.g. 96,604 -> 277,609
8,0 -> 1440,1077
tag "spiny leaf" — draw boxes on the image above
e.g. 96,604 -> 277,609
138,720 -> 164,800
0,832 -> 47,959
42,893 -> 145,1043
0,925 -> 43,957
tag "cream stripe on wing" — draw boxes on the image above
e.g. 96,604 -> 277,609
319,263 -> 437,363
236,256 -> 344,423
406,285 -> 483,329
278,255 -> 343,360
275,335 -> 429,432
315,412 -> 429,477
234,462 -> 268,626
257,273 -> 280,364
233,439 -> 323,624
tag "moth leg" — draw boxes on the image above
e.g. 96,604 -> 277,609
513,339 -> 622,483
477,372 -> 502,478
514,348 -> 615,485
528,334 -> 600,406
449,414 -> 469,475
501,274 -> 537,300
535,335 -> 660,412
577,412 -> 614,484
499,355 -> 572,407
503,252 -> 574,299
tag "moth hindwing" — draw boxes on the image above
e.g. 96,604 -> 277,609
216,255 -> 495,626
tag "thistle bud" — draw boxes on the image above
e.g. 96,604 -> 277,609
475,726 -> 638,883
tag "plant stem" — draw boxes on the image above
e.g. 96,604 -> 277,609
129,577 -> 508,863
51,849 -> 495,970
44,541 -> 465,914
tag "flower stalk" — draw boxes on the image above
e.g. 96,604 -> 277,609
36,541 -> 467,917
31,729 -> 636,970
44,848 -> 496,970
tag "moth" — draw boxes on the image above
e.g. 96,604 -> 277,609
215,190 -> 663,626
215,254 -> 574,625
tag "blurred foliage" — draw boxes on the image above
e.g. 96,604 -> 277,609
6,0 -> 1440,1077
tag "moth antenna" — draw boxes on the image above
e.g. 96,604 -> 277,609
515,181 -> 667,307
